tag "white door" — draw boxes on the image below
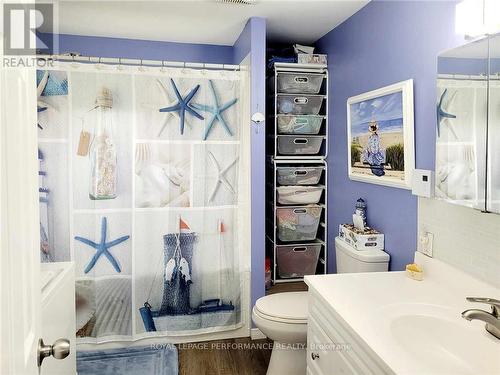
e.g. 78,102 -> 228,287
0,8 -> 76,374
40,263 -> 77,375
0,48 -> 40,375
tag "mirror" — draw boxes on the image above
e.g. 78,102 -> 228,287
436,37 -> 489,211
488,34 -> 500,213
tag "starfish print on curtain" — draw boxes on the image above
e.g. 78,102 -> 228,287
192,80 -> 238,141
207,151 -> 238,203
159,79 -> 204,135
75,216 -> 130,273
36,70 -> 68,129
37,70 -> 55,129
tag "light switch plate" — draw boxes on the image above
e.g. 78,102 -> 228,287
412,169 -> 435,198
418,231 -> 434,257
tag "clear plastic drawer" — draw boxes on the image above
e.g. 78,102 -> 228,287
277,72 -> 324,94
277,115 -> 323,134
276,166 -> 323,185
276,205 -> 322,242
276,244 -> 321,278
277,94 -> 324,115
277,135 -> 324,155
277,185 -> 323,205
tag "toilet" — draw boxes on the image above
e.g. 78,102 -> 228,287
253,237 -> 390,375
335,236 -> 390,273
252,292 -> 308,375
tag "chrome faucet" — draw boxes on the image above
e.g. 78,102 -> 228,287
462,297 -> 500,340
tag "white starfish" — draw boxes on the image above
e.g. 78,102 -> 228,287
207,151 -> 238,203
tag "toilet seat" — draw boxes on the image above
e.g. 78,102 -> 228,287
254,291 -> 308,324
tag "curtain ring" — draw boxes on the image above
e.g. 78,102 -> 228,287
117,57 -> 123,71
182,61 -> 188,74
70,54 -> 79,69
139,58 -> 146,72
160,60 -> 167,73
96,56 -> 104,70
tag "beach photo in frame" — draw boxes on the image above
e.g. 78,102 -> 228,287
347,79 -> 415,189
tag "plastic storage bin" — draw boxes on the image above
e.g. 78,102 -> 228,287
276,244 -> 321,278
277,72 -> 324,94
277,94 -> 324,115
277,185 -> 323,205
277,115 -> 323,134
276,205 -> 322,242
277,166 -> 323,185
277,135 -> 324,155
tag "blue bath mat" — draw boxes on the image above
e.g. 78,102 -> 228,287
76,345 -> 178,375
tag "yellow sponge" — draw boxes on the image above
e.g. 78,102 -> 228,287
406,263 -> 423,281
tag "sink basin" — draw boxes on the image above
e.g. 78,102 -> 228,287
376,303 -> 499,375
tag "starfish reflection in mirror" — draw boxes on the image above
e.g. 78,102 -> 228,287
437,88 -> 457,139
75,217 -> 130,273
159,79 -> 204,135
192,80 -> 238,141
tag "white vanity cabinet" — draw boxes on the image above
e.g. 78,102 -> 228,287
307,290 -> 393,375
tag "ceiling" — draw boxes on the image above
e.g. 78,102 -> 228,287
48,0 -> 370,46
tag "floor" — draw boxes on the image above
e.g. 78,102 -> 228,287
177,338 -> 272,375
266,281 -> 308,295
177,282 -> 307,374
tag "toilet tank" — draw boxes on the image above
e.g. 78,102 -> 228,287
335,237 -> 390,273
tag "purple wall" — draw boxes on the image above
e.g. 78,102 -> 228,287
438,57 -> 500,75
438,57 -> 488,75
233,18 -> 267,309
38,33 -> 234,64
315,1 -> 465,272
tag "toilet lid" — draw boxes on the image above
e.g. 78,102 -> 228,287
255,292 -> 308,323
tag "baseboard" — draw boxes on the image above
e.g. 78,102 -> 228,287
250,328 -> 267,340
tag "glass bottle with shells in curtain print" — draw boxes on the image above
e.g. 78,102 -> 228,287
89,87 -> 117,200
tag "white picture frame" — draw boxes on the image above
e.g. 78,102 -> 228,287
347,79 -> 415,189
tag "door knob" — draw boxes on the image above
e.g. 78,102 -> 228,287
37,338 -> 70,367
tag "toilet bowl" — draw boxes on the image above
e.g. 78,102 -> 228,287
253,239 -> 390,374
252,291 -> 308,375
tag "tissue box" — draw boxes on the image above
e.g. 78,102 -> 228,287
297,54 -> 327,65
338,224 -> 384,251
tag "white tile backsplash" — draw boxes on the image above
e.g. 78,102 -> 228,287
418,198 -> 500,287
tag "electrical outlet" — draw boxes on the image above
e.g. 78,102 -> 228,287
418,231 -> 434,257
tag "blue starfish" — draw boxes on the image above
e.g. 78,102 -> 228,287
192,80 -> 238,141
437,88 -> 457,138
159,79 -> 204,135
75,217 -> 129,273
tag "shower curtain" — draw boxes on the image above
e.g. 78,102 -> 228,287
37,61 -> 250,343
435,77 -> 488,208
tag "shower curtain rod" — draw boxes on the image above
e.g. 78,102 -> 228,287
438,73 -> 488,81
36,53 -> 242,71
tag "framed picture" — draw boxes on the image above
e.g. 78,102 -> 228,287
347,79 -> 414,189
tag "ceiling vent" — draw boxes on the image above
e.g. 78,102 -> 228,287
216,0 -> 257,5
